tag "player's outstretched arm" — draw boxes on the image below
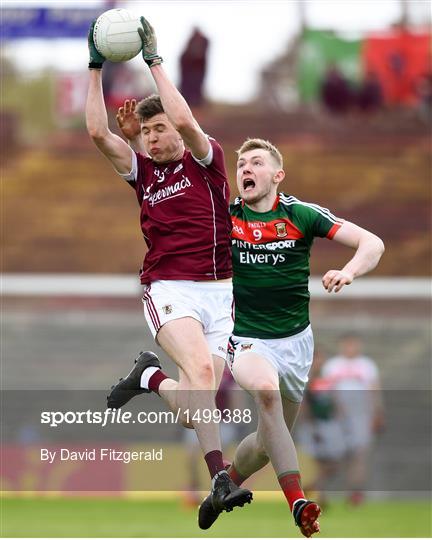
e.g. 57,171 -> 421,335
138,16 -> 210,160
322,221 -> 385,293
85,21 -> 133,174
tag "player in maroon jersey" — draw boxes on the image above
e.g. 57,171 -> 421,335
86,16 -> 252,513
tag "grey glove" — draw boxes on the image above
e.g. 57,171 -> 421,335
138,16 -> 163,68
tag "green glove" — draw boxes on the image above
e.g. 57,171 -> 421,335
138,16 -> 163,68
88,20 -> 106,69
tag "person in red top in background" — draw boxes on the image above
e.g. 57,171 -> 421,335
85,15 -> 251,514
322,334 -> 385,505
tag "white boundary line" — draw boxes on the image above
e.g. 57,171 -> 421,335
1,274 -> 431,299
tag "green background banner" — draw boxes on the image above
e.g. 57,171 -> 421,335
297,29 -> 362,102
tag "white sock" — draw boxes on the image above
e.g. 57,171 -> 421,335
140,366 -> 160,389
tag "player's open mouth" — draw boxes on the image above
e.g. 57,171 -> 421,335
243,178 -> 255,192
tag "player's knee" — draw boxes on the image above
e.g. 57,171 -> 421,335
254,382 -> 280,411
189,361 -> 215,389
179,416 -> 194,429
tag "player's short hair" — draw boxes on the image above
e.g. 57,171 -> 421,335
237,138 -> 283,169
136,94 -> 165,121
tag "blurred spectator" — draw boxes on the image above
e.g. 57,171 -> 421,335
321,334 -> 384,505
387,50 -> 408,105
179,27 -> 209,107
102,62 -> 144,111
415,71 -> 432,123
356,71 -> 383,114
320,65 -> 353,114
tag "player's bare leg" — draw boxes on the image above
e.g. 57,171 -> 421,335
240,355 -> 299,471
228,431 -> 270,479
282,397 -> 321,537
198,429 -> 266,530
226,391 -> 301,482
154,353 -> 225,428
156,317 -> 222,451
108,318 -> 251,511
232,354 -> 306,493
200,353 -> 320,535
107,350 -> 222,428
156,318 -> 252,511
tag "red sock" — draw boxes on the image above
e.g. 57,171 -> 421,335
148,370 -> 168,394
228,463 -> 247,486
204,450 -> 225,478
278,471 -> 305,511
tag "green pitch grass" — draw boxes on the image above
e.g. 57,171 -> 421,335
1,496 -> 430,537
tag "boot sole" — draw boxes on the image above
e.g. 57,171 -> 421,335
299,503 -> 321,538
221,490 -> 253,513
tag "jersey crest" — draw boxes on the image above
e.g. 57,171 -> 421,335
275,222 -> 288,238
231,215 -> 303,244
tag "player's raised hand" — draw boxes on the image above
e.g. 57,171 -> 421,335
116,99 -> 141,140
322,269 -> 353,293
87,20 -> 105,69
138,16 -> 163,67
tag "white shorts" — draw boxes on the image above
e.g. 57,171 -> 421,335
227,325 -> 314,402
339,412 -> 374,451
142,280 -> 233,358
296,419 -> 347,461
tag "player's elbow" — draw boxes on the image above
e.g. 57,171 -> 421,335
170,111 -> 196,134
87,124 -> 108,141
173,118 -> 193,135
87,126 -> 111,146
375,236 -> 385,257
363,232 -> 385,257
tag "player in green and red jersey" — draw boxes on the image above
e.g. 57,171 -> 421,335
198,138 -> 385,537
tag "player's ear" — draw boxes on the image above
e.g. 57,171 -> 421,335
273,169 -> 285,185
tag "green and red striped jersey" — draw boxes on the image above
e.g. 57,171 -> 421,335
230,193 -> 343,338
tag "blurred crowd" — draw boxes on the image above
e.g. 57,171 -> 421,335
320,63 -> 432,121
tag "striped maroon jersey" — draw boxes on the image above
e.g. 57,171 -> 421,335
125,138 -> 232,284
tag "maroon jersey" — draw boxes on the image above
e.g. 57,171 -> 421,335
125,138 -> 232,284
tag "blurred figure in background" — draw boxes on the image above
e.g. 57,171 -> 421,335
356,70 -> 383,114
320,65 -> 353,115
322,334 -> 385,505
387,50 -> 408,106
179,27 -> 209,107
415,70 -> 432,124
102,61 -> 143,111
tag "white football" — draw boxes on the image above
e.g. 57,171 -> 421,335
93,8 -> 142,63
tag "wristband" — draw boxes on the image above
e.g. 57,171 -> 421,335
145,56 -> 163,68
88,62 -> 103,70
